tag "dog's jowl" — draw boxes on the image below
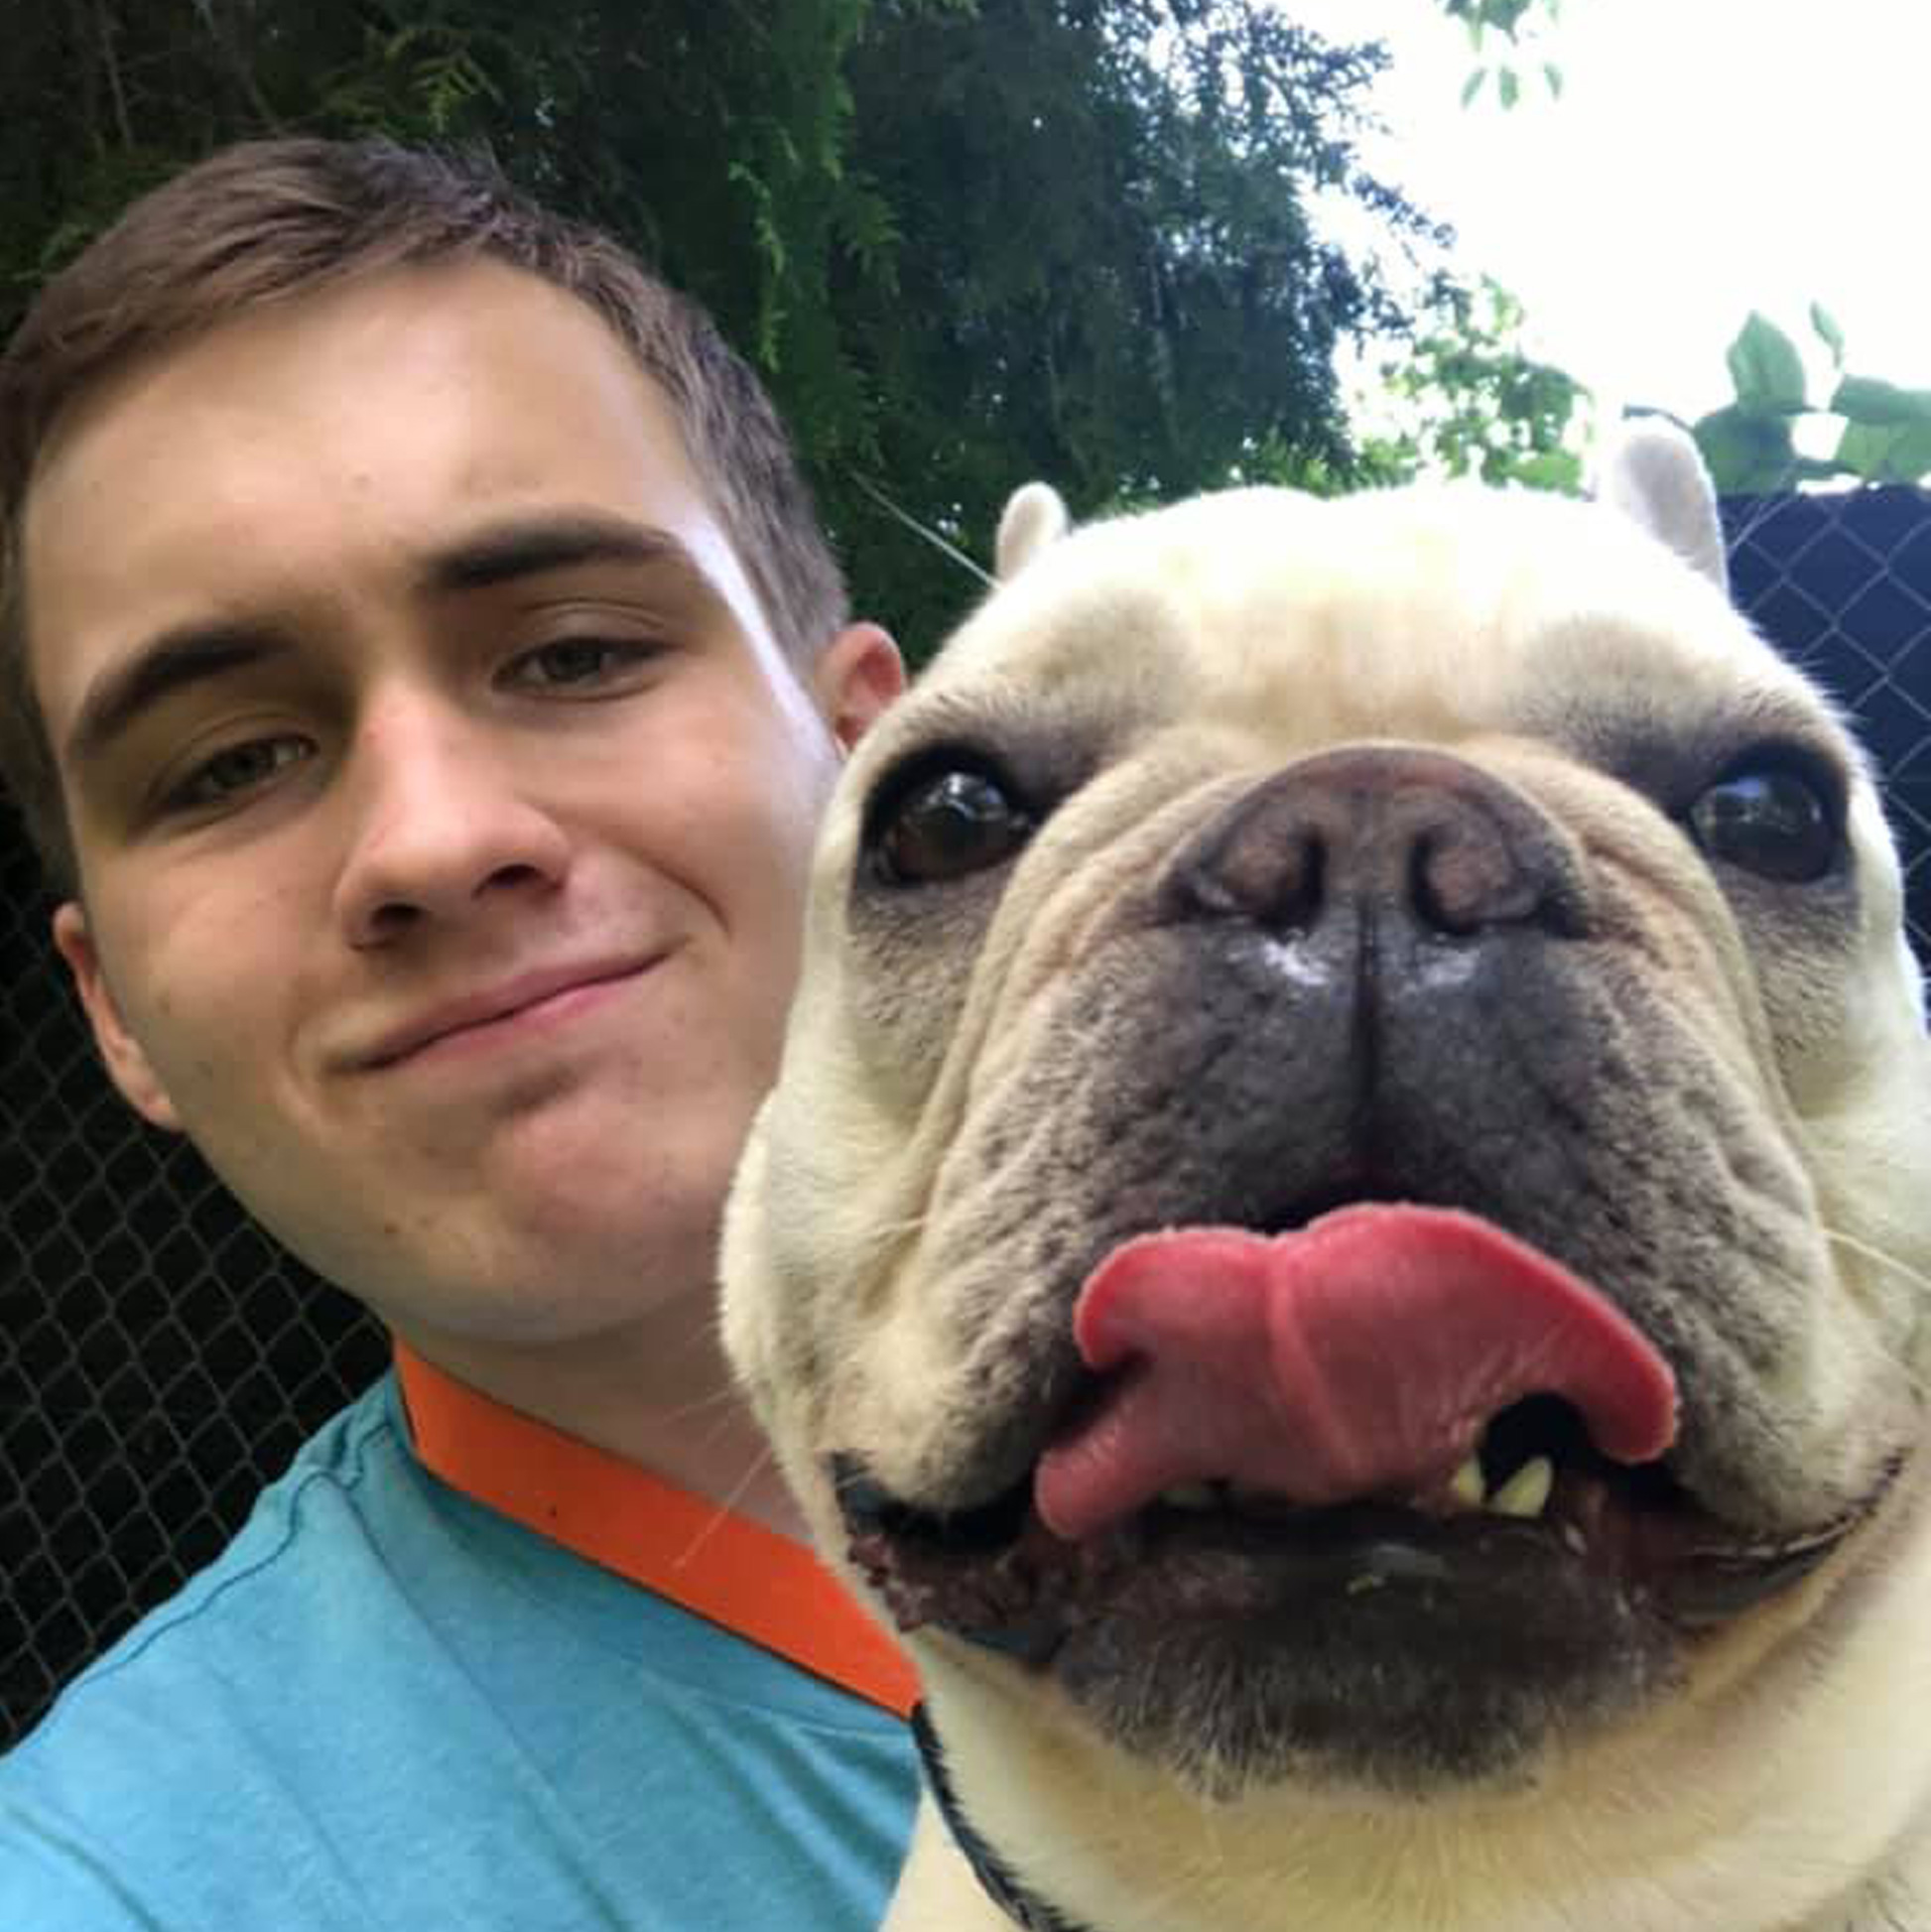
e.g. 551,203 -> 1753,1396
722,428 -> 1931,1932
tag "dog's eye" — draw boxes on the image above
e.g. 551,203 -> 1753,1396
1688,754 -> 1841,883
872,765 -> 1036,886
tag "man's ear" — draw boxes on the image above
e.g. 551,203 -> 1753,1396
51,901 -> 183,1131
816,621 -> 906,753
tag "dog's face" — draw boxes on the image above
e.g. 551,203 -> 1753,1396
722,438 -> 1931,1929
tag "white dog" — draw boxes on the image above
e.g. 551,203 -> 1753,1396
722,429 -> 1931,1931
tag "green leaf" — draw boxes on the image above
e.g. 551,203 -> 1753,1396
1836,420 -> 1931,484
1789,454 -> 1853,484
1726,314 -> 1808,414
1830,374 -> 1931,428
1512,448 -> 1584,492
1462,65 -> 1487,106
1884,425 -> 1931,481
1693,404 -> 1798,493
1809,303 -> 1846,368
1498,64 -> 1520,108
1543,61 -> 1564,98
1834,422 -> 1888,477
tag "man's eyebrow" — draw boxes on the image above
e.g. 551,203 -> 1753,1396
62,517 -> 701,774
419,512 -> 694,594
64,623 -> 289,775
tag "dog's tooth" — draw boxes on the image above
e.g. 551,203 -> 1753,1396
1488,1456 -> 1554,1520
1448,1456 -> 1487,1511
1159,1482 -> 1220,1511
1561,1522 -> 1588,1557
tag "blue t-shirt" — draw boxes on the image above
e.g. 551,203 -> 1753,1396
0,1373 -> 920,1929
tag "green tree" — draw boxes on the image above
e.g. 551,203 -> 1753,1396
0,0 -> 1433,658
1358,274 -> 1592,491
831,0 -> 1432,647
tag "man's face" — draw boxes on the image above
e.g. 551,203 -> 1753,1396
26,259 -> 897,1352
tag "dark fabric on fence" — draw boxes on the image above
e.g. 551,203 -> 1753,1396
4,486 -> 1931,1749
1724,488 -> 1931,951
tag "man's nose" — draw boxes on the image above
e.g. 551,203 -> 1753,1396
331,694 -> 572,948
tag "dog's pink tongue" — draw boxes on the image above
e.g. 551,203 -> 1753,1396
1034,1205 -> 1676,1543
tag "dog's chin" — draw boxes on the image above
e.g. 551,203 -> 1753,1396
832,1417 -> 1884,1799
1038,1512 -> 1672,1797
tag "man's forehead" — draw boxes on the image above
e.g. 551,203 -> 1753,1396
21,257 -> 769,727
29,258 -> 685,511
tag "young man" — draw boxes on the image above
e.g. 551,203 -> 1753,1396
0,138 -> 917,1927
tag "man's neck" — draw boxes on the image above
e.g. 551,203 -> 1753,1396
385,1288 -> 806,1540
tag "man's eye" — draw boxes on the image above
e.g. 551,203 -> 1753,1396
167,735 -> 313,810
504,638 -> 659,691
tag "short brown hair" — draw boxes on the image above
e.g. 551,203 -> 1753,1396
0,137 -> 849,893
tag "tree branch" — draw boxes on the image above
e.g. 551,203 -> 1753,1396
95,0 -> 135,150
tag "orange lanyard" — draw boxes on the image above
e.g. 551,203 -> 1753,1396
394,1344 -> 919,1720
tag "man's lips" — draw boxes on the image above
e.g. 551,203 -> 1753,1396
351,955 -> 662,1069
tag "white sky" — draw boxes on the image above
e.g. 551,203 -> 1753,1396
1278,0 -> 1929,427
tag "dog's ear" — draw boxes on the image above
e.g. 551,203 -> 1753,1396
995,482 -> 1071,581
1595,419 -> 1729,597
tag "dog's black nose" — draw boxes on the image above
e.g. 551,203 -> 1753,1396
1161,745 -> 1589,945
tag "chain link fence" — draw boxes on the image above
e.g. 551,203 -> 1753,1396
4,484 -> 1931,1750
1724,488 -> 1931,944
1,835 -> 388,1746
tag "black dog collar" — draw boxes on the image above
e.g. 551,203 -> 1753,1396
910,1703 -> 1096,1932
